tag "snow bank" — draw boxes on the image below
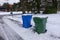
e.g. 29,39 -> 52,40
0,12 -> 10,15
0,11 -> 22,15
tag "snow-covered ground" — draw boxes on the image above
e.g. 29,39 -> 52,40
1,12 -> 60,40
0,11 -> 22,15
0,12 -> 23,40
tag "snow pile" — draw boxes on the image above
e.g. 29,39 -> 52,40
12,11 -> 22,14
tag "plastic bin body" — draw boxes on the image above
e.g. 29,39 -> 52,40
33,17 -> 48,34
22,15 -> 32,28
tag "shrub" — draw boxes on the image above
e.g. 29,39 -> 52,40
43,6 -> 57,14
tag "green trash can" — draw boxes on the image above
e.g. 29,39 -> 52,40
33,17 -> 48,34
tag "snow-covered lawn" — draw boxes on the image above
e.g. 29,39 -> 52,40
2,12 -> 60,40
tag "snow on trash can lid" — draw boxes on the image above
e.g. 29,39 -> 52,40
34,15 -> 48,18
22,14 -> 32,16
39,16 -> 48,18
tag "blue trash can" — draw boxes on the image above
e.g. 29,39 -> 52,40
22,14 -> 32,28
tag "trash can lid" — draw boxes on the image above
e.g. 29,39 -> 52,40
22,14 -> 32,16
33,15 -> 48,18
39,16 -> 48,18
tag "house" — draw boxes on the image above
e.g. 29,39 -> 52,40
0,6 -> 6,11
